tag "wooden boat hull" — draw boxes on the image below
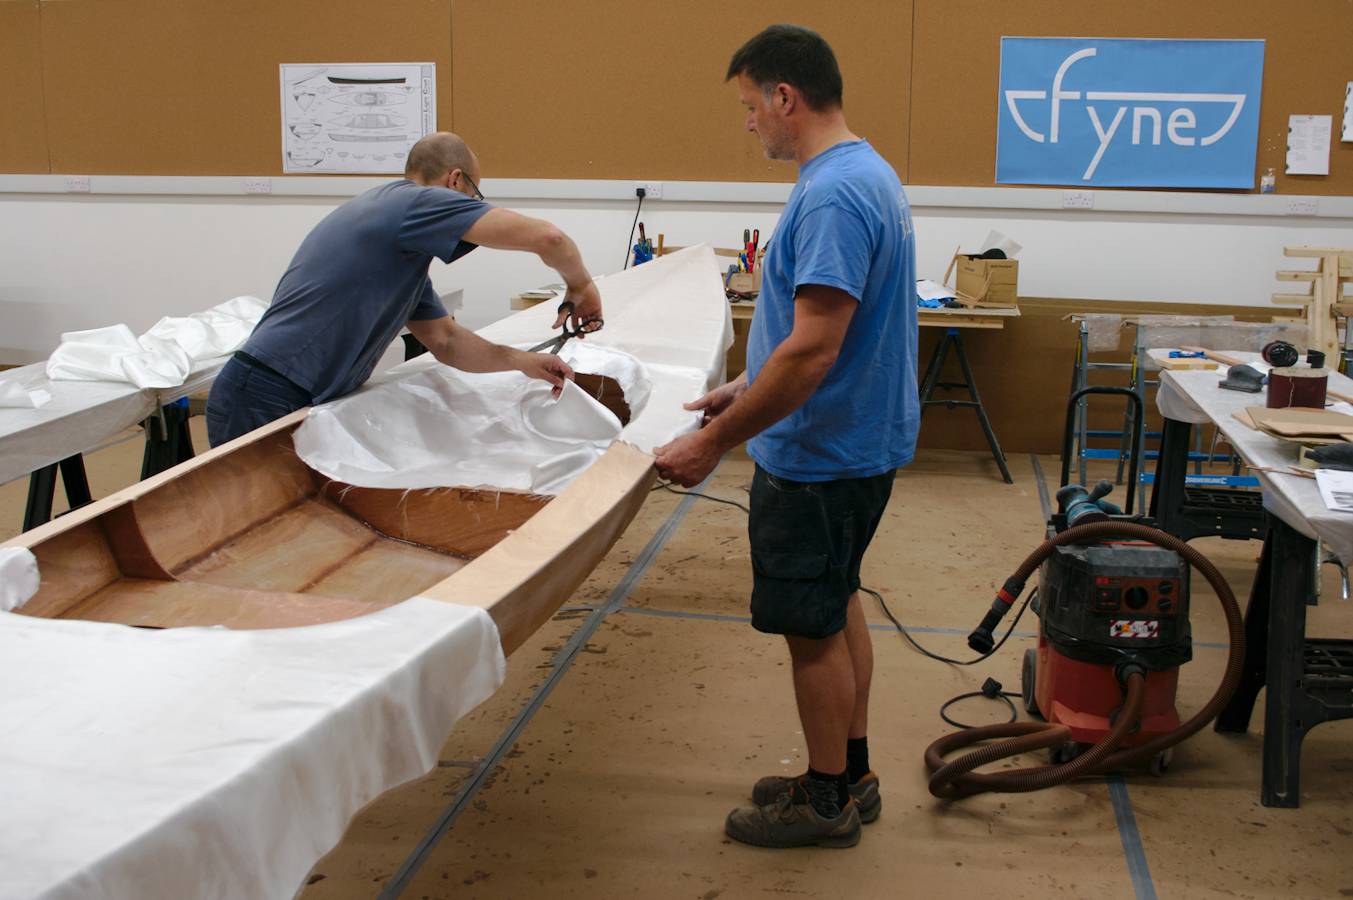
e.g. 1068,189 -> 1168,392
3,406 -> 657,655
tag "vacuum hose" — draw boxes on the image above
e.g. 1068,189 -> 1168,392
925,520 -> 1245,799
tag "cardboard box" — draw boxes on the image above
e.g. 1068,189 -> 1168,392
956,255 -> 1019,307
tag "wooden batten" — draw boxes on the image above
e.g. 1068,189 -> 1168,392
58,579 -> 390,630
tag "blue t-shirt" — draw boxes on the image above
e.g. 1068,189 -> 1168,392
746,140 -> 918,482
245,180 -> 490,402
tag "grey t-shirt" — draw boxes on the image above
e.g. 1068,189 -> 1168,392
244,180 -> 491,402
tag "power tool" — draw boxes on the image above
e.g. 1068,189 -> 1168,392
926,386 -> 1244,798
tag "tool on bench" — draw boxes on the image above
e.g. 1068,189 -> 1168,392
528,301 -> 604,354
925,385 -> 1244,799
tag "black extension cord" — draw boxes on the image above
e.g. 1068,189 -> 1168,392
657,479 -> 1033,729
622,188 -> 645,270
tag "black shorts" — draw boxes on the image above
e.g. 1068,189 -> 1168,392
748,464 -> 895,639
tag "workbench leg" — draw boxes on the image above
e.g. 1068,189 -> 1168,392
1215,527 -> 1274,734
1259,517 -> 1317,808
23,464 -> 58,532
917,332 -> 951,418
1148,417 -> 1191,537
141,402 -> 196,479
59,454 -> 93,509
953,334 -> 1013,484
23,454 -> 93,532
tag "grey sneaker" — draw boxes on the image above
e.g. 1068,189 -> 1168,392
751,771 -> 882,824
725,792 -> 862,849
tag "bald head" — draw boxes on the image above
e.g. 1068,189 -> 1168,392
405,132 -> 480,186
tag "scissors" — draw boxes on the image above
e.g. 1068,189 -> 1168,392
528,300 -> 604,354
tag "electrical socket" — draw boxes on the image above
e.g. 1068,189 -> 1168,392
635,181 -> 663,200
1285,197 -> 1319,216
64,175 -> 91,193
243,177 -> 273,195
1062,190 -> 1094,210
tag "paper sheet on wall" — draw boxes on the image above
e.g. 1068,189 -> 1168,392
1286,114 -> 1332,175
1343,83 -> 1353,142
280,63 -> 436,174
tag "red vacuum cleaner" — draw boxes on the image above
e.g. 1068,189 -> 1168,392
926,386 -> 1245,798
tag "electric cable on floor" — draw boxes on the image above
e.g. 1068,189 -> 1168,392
659,481 -> 1034,728
651,480 -> 750,513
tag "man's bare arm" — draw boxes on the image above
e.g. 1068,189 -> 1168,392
462,208 -> 601,326
406,316 -> 574,394
652,284 -> 857,486
700,284 -> 856,450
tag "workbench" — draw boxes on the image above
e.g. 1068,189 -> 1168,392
0,362 -> 224,530
1150,358 -> 1353,807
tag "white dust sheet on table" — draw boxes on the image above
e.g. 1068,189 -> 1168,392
46,295 -> 267,389
0,295 -> 267,486
1156,355 -> 1353,564
294,244 -> 733,493
0,596 -> 505,900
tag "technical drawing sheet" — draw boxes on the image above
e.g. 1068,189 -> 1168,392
280,63 -> 436,174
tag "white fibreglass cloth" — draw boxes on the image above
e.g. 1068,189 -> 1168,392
1156,355 -> 1353,564
0,596 -> 506,900
46,296 -> 267,390
294,244 -> 733,493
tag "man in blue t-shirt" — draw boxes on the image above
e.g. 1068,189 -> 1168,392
207,132 -> 603,446
655,25 -> 918,849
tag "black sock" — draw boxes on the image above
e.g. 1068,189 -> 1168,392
805,767 -> 849,818
846,736 -> 870,783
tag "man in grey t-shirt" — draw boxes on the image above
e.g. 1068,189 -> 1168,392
206,131 -> 602,447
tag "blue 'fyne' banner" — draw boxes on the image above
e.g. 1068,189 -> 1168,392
996,38 -> 1265,188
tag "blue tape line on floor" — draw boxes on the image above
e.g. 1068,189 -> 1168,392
377,466 -> 715,899
1108,775 -> 1159,900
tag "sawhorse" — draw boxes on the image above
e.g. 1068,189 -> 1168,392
919,327 -> 1013,484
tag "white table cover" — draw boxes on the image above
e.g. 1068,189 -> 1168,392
1156,354 -> 1353,564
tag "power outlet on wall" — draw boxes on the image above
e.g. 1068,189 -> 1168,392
635,182 -> 664,200
1062,190 -> 1095,210
1285,197 -> 1319,216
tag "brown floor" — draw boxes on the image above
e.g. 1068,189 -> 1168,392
3,426 -> 1352,899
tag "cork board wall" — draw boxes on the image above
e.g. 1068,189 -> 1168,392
32,0 -> 453,176
450,0 -> 913,183
0,1 -> 49,173
2,0 -> 1351,196
909,0 -> 1353,195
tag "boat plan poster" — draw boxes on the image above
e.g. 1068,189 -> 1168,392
279,63 -> 436,174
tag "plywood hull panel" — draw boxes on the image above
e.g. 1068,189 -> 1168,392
4,408 -> 656,649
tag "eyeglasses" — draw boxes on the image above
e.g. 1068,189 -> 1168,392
459,171 -> 485,202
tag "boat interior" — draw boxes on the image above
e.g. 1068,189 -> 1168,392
16,423 -> 553,630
